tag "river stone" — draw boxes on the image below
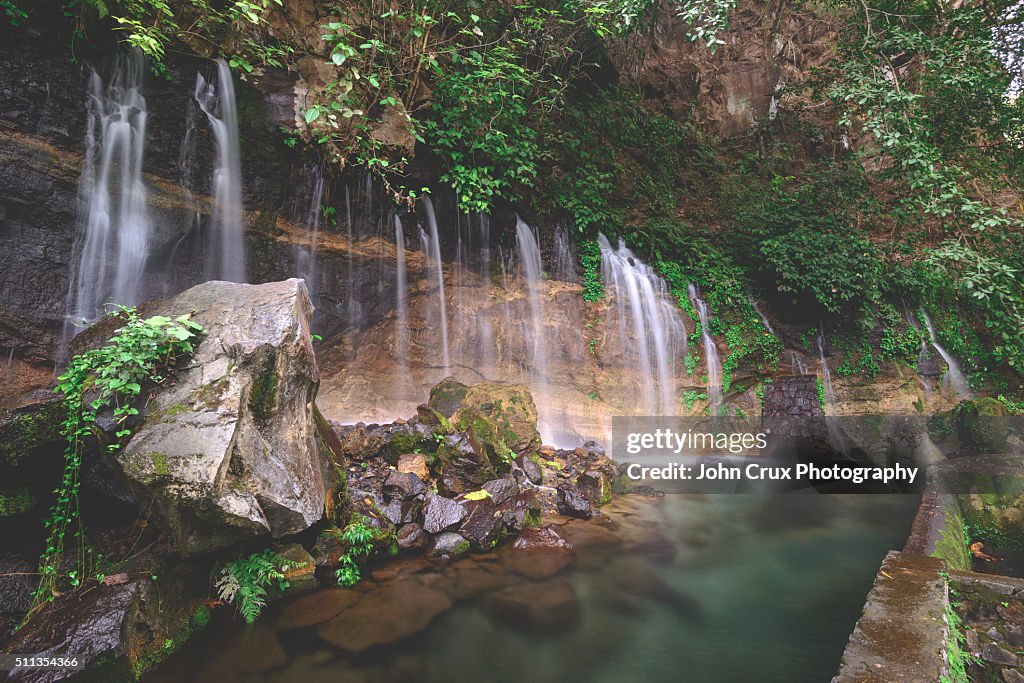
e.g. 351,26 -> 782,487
110,280 -> 332,556
423,494 -> 466,534
316,577 -> 452,652
512,525 -> 574,551
482,477 -> 519,505
430,532 -> 470,559
383,470 -> 426,500
557,484 -> 592,519
436,432 -> 496,495
459,498 -> 501,548
275,588 -> 362,630
396,523 -> 429,549
515,454 -> 543,485
482,579 -> 581,634
396,453 -> 429,480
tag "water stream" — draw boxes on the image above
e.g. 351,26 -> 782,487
67,50 -> 152,327
919,308 -> 971,398
597,235 -> 687,416
419,197 -> 451,374
194,60 -> 246,283
144,494 -> 918,683
688,284 -> 723,415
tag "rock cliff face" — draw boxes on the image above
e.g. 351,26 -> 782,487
607,1 -> 839,140
0,4 -> 940,445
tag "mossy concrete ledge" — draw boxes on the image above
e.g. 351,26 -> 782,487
831,551 -> 949,683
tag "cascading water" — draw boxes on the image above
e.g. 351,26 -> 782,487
394,215 -> 408,365
293,162 -> 325,290
598,234 -> 687,415
817,334 -> 837,410
920,308 -> 972,398
194,60 -> 246,283
67,51 -> 152,328
688,284 -> 723,415
515,216 -> 551,426
420,197 -> 450,374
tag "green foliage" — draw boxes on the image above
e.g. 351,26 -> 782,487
940,594 -> 976,683
816,377 -> 826,412
216,549 -> 301,623
571,0 -> 737,50
1,0 -> 27,26
683,390 -> 707,411
30,308 -> 202,616
335,513 -> 390,587
579,240 -> 604,301
425,44 -> 553,213
63,0 -> 281,74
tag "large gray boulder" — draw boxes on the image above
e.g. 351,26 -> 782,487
112,279 -> 332,555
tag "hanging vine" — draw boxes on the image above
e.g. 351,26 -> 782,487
29,308 -> 203,618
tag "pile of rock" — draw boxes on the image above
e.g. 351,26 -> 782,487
324,377 -> 625,563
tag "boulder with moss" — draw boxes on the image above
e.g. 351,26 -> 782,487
99,279 -> 336,556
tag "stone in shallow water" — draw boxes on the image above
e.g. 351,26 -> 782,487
557,484 -> 592,519
275,588 -> 362,630
396,522 -> 429,550
482,578 -> 581,634
430,532 -> 470,559
512,525 -> 574,551
423,494 -> 466,534
316,577 -> 453,652
195,623 -> 288,683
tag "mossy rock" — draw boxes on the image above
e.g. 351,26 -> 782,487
0,485 -> 35,517
426,378 -> 541,471
953,398 -> 1010,453
0,398 -> 65,469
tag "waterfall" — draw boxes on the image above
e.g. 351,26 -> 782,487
67,50 -> 152,327
194,60 -> 246,283
817,334 -> 838,410
394,215 -> 408,365
420,197 -> 450,373
920,308 -> 972,398
293,162 -> 325,290
688,284 -> 723,415
515,216 -> 550,421
751,300 -> 776,336
553,224 -> 577,282
598,234 -> 686,415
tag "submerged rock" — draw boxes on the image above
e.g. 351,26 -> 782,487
482,578 -> 581,634
430,532 -> 471,559
109,280 -> 334,556
316,577 -> 452,652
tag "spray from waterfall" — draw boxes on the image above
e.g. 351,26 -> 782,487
66,50 -> 152,330
688,284 -> 723,415
194,60 -> 246,283
598,234 -> 687,415
293,162 -> 325,291
817,334 -> 837,410
394,215 -> 408,365
515,216 -> 550,421
420,197 -> 450,374
920,308 -> 972,398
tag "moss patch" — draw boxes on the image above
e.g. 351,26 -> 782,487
932,505 -> 972,572
0,486 -> 36,516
